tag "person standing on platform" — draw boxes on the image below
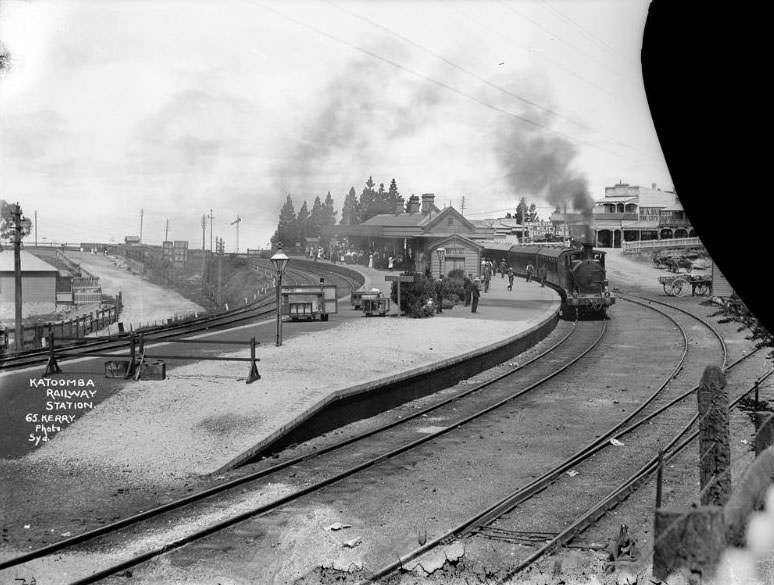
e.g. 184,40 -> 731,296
435,277 -> 444,313
526,262 -> 534,282
499,259 -> 506,278
463,274 -> 473,306
471,278 -> 480,313
388,256 -> 394,271
507,268 -> 514,291
538,264 -> 547,287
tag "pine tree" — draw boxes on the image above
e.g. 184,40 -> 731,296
387,178 -> 400,212
515,197 -> 528,224
296,201 -> 310,246
359,176 -> 378,222
308,195 -> 324,238
271,194 -> 298,248
341,186 -> 360,225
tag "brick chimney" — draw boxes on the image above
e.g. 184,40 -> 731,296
395,196 -> 405,214
406,195 -> 421,214
421,193 -> 435,214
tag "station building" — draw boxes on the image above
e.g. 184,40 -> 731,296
323,193 -> 484,276
0,250 -> 58,317
550,182 -> 696,248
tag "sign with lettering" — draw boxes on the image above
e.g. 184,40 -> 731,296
384,275 -> 415,282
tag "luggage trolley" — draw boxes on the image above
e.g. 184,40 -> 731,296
281,282 -> 338,321
361,289 -> 390,317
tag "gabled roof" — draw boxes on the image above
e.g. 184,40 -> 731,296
0,250 -> 59,273
423,206 -> 476,232
433,233 -> 483,250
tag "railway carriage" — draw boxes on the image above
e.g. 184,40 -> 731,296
507,242 -> 615,319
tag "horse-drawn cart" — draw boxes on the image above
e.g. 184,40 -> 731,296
658,274 -> 712,297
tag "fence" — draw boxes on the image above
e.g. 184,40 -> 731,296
9,305 -> 119,352
621,236 -> 703,253
41,332 -> 261,384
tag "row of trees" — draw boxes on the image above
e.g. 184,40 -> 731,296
270,178 -> 542,249
271,177 -> 402,248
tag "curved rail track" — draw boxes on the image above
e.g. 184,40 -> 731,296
0,318 -> 605,582
358,293 -> 759,583
0,258 -> 363,372
0,291 -> 763,584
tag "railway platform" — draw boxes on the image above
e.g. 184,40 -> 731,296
4,264 -> 560,484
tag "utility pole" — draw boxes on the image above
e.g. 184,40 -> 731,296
460,195 -> 465,216
208,209 -> 214,251
201,214 -> 207,294
165,219 -> 169,242
34,210 -> 38,247
231,214 -> 241,253
3,203 -> 31,351
139,208 -> 144,243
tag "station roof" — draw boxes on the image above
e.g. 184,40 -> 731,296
360,213 -> 434,227
0,250 -> 59,273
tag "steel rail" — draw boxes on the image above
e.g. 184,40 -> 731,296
356,294 -> 745,583
499,366 -> 774,579
0,263 -> 356,371
3,321 -> 606,583
0,320 -> 581,571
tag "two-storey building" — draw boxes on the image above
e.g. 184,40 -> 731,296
551,182 -> 696,248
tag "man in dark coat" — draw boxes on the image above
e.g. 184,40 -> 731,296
463,274 -> 472,306
471,278 -> 480,313
435,277 -> 444,313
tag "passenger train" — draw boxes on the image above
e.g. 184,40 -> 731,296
507,242 -> 615,318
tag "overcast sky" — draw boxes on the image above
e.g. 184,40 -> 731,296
0,0 -> 671,251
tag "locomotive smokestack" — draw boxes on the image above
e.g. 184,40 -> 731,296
582,242 -> 594,260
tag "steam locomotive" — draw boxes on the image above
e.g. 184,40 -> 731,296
507,242 -> 615,318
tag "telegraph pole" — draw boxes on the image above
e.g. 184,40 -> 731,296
34,210 -> 38,247
208,209 -> 214,251
201,214 -> 207,294
231,214 -> 241,253
460,195 -> 466,216
139,208 -> 144,243
165,219 -> 169,242
5,203 -> 31,351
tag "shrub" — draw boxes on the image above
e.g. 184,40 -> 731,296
390,272 -> 436,318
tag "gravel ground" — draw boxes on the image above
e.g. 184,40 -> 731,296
67,251 -> 205,329
1,248 -> 771,585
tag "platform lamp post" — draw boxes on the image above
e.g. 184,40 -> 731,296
270,247 -> 289,346
436,247 -> 446,279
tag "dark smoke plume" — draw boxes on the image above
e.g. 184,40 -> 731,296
272,44 -> 451,206
493,88 -> 595,240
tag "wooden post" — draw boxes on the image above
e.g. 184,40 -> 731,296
698,366 -> 731,505
246,337 -> 260,383
652,506 -> 725,580
724,446 -> 774,547
754,412 -> 774,455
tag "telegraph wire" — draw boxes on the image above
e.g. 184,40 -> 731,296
496,0 -> 642,87
249,1 -> 661,168
439,0 -> 638,109
322,0 -> 660,164
538,0 -> 640,70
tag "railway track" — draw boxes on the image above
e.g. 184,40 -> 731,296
0,291 -> 762,584
0,317 -> 605,583
0,258 -> 362,372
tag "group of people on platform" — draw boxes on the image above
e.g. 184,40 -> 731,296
303,244 -> 416,272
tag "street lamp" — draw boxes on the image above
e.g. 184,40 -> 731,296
436,247 -> 446,279
270,247 -> 290,346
